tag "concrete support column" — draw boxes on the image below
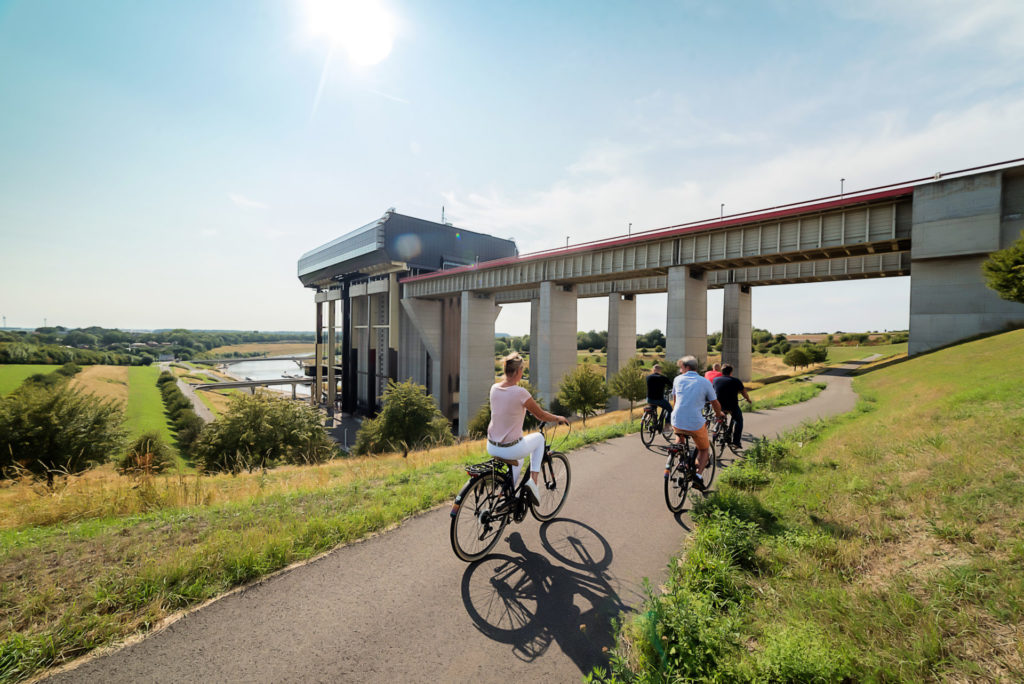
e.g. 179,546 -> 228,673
388,273 -> 400,381
402,298 -> 444,407
534,282 -> 577,410
313,300 -> 322,406
909,170 -> 1024,355
666,266 -> 707,369
458,292 -> 501,435
722,283 -> 752,382
606,293 -> 636,410
327,299 -> 336,413
528,297 -> 539,383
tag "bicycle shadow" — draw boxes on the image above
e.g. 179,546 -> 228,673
459,520 -> 629,674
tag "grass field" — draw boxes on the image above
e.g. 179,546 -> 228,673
205,342 -> 312,357
747,376 -> 827,410
601,329 -> 1024,682
0,365 -> 56,396
0,411 -> 639,683
124,366 -> 175,445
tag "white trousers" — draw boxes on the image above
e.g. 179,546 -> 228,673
487,432 -> 545,486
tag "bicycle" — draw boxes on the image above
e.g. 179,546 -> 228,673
450,423 -> 572,562
711,412 -> 743,456
640,403 -> 673,448
660,431 -> 717,513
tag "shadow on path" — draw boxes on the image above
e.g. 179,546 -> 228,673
460,520 -> 628,675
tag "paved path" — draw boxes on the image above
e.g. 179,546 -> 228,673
47,363 -> 864,684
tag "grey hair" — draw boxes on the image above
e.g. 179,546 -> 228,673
678,355 -> 699,370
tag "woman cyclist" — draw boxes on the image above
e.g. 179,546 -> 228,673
487,353 -> 569,503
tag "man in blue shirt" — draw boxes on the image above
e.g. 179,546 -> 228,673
670,355 -> 725,490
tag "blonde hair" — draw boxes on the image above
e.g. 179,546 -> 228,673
503,352 -> 524,377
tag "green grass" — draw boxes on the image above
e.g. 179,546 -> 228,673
747,376 -> 827,410
124,366 -> 176,447
597,329 -> 1024,683
823,341 -> 907,364
0,365 -> 57,396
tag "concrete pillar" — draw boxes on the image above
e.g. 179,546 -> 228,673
313,301 -> 322,406
666,266 -> 707,369
606,293 -> 636,410
722,283 -> 752,382
402,297 -> 444,407
327,299 -> 337,412
534,282 -> 577,411
528,297 -> 539,383
292,384 -> 297,400
388,273 -> 400,381
909,170 -> 1024,355
458,292 -> 501,435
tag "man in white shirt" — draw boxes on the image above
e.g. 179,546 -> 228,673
670,355 -> 725,490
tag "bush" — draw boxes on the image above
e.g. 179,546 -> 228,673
352,380 -> 453,457
783,347 -> 810,369
756,624 -> 854,682
117,431 -> 175,475
557,364 -> 608,425
194,394 -> 335,473
744,438 -> 789,468
608,360 -> 646,417
56,362 -> 82,377
0,384 -> 126,485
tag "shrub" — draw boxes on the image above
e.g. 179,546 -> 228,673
756,624 -> 854,682
608,360 -> 646,417
745,438 -> 789,468
352,380 -> 453,457
56,362 -> 82,377
0,384 -> 126,485
718,460 -> 772,490
194,393 -> 335,473
557,364 -> 608,425
117,431 -> 175,475
783,347 -> 810,369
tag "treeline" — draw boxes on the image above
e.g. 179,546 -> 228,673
0,326 -> 314,365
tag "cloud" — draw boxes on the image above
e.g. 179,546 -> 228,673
229,193 -> 269,210
442,92 -> 1024,254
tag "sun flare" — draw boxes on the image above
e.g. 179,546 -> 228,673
303,0 -> 396,67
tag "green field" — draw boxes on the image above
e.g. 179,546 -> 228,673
823,341 -> 907,363
601,329 -> 1024,682
123,366 -> 175,445
0,365 -> 56,396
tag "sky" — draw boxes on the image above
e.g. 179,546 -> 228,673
1,0 -> 1023,336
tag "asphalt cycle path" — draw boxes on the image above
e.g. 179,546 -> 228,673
47,363 -> 864,684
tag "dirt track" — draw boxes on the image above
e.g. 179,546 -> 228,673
46,363 -> 865,683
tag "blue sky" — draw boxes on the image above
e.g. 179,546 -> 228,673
2,0 -> 1023,335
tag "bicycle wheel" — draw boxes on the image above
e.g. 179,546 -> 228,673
663,449 -> 690,513
450,475 -> 509,562
531,452 -> 571,522
640,412 -> 656,447
698,439 -> 717,488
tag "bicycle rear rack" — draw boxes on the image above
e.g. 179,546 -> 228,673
465,459 -> 510,477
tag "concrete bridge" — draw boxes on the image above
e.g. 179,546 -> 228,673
193,377 -> 314,400
194,356 -> 309,365
300,159 -> 1024,434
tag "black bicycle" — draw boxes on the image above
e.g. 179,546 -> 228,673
661,432 -> 717,513
711,413 -> 742,456
450,423 -> 572,562
640,403 -> 673,448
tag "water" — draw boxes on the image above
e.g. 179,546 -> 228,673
220,356 -> 312,397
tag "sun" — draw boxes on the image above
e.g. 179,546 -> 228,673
303,0 -> 396,67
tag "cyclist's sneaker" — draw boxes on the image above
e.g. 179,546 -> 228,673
525,478 -> 541,504
690,474 -> 707,492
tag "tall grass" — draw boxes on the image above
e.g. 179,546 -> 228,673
0,416 -> 641,683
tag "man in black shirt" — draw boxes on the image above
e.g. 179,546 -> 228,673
646,364 -> 672,430
711,364 -> 752,448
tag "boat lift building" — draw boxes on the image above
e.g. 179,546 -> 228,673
297,210 -> 518,423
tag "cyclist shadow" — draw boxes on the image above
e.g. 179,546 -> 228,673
459,520 -> 629,674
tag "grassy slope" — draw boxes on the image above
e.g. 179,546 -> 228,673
124,366 -> 175,444
604,330 -> 1024,682
0,366 -> 56,396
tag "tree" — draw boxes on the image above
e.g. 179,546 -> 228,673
982,230 -> 1024,303
0,384 -> 126,486
557,365 -> 608,425
783,347 -> 810,370
353,380 -> 453,457
805,344 -> 829,364
194,394 -> 335,473
608,359 -> 646,418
